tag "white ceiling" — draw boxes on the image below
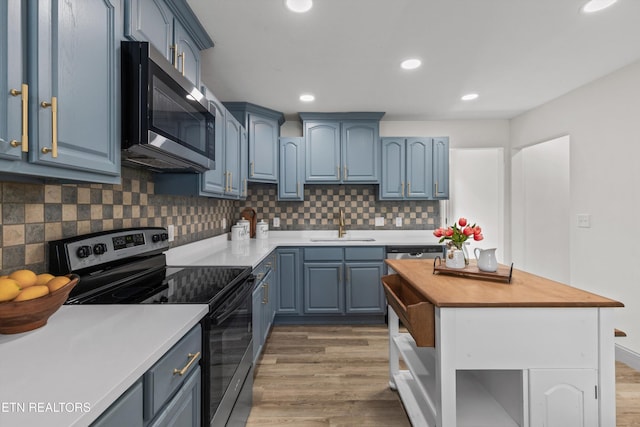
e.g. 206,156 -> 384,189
187,0 -> 640,121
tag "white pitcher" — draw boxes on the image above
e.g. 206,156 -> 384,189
474,248 -> 498,272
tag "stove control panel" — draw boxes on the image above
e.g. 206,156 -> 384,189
48,228 -> 170,274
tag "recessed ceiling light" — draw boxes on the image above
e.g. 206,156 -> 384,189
461,93 -> 479,101
400,59 -> 422,70
286,0 -> 313,13
582,0 -> 617,13
300,94 -> 315,102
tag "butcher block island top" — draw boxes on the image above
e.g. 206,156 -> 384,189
385,259 -> 623,308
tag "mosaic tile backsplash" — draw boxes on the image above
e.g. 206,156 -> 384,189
0,169 -> 439,274
242,183 -> 439,230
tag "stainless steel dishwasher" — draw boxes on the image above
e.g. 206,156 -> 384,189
385,245 -> 445,274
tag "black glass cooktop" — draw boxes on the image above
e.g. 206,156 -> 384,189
69,265 -> 251,306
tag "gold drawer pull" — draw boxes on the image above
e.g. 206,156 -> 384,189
40,97 -> 58,157
250,161 -> 254,177
178,51 -> 186,76
173,351 -> 200,376
10,83 -> 28,152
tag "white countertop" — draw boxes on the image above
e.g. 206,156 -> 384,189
165,229 -> 443,268
0,304 -> 208,427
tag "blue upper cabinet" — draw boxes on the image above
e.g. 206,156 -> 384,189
124,0 -> 213,87
224,102 -> 285,184
380,138 -> 405,199
224,113 -> 241,197
239,126 -> 248,198
300,112 -> 384,184
432,137 -> 450,199
0,0 -> 120,184
201,91 -> 226,195
1,0 -> 23,161
342,121 -> 379,182
278,137 -> 304,201
304,121 -> 341,182
406,137 -> 433,198
380,137 -> 449,200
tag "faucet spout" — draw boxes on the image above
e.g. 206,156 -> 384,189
338,208 -> 346,238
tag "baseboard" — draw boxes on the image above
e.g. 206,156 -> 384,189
616,344 -> 640,371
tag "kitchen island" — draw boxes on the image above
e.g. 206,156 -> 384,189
383,259 -> 624,427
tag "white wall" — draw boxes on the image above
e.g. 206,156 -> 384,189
510,59 -> 640,355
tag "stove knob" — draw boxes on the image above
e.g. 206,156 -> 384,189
152,234 -> 161,242
76,245 -> 92,258
161,233 -> 169,241
93,243 -> 107,255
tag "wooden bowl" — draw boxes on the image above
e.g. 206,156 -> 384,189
0,274 -> 79,334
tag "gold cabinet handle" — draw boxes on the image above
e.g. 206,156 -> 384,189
243,178 -> 247,196
173,351 -> 200,376
178,51 -> 186,76
229,171 -> 233,191
256,273 -> 264,280
434,181 -> 438,196
401,181 -> 404,197
297,181 -> 300,197
407,182 -> 411,196
250,161 -> 254,177
344,165 -> 347,180
262,283 -> 268,304
10,84 -> 28,152
336,165 -> 340,180
40,97 -> 58,158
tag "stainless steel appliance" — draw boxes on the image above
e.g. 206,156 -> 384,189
385,245 -> 445,274
121,41 -> 216,172
48,228 -> 253,427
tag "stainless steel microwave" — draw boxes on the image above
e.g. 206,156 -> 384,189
121,41 -> 215,172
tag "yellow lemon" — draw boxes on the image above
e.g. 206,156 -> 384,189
13,285 -> 49,302
9,269 -> 38,288
0,278 -> 21,302
47,276 -> 71,292
35,273 -> 55,286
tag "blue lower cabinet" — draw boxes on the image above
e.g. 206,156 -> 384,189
90,381 -> 143,427
304,262 -> 344,314
276,248 -> 302,315
345,262 -> 386,314
148,367 -> 201,427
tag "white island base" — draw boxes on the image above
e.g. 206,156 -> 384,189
387,305 -> 616,427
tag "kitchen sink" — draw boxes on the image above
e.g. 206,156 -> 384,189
310,238 -> 376,242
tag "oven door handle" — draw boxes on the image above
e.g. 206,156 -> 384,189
212,281 -> 253,326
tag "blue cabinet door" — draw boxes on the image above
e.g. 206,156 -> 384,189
125,0 -> 173,60
30,0 -> 119,177
201,96 -> 226,195
432,137 -> 449,199
380,138 -> 405,199
303,262 -> 343,314
276,248 -> 302,315
260,269 -> 273,345
173,18 -> 201,87
224,114 -> 241,197
278,137 -> 304,200
248,114 -> 278,182
91,380 -> 143,427
305,121 -> 341,182
345,262 -> 386,314
1,0 -> 24,161
406,137 -> 433,199
239,126 -> 248,198
342,121 -> 379,182
251,283 -> 263,364
148,367 -> 201,427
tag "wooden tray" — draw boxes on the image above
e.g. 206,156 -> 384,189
432,257 -> 514,283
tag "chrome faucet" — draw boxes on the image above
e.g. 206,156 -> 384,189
338,208 -> 346,238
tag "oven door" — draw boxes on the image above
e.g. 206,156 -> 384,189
204,275 -> 254,426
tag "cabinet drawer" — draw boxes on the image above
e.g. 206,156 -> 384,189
144,325 -> 202,420
344,247 -> 385,261
304,247 -> 343,261
381,274 -> 434,347
91,380 -> 143,427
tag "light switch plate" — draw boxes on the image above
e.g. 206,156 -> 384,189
375,217 -> 384,227
577,214 -> 591,228
273,217 -> 281,228
167,224 -> 175,242
221,218 -> 227,230
395,217 -> 403,227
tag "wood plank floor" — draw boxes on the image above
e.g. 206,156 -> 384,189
246,324 -> 640,426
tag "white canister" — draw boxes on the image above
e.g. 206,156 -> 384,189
238,219 -> 250,240
231,224 -> 245,241
256,220 -> 269,240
